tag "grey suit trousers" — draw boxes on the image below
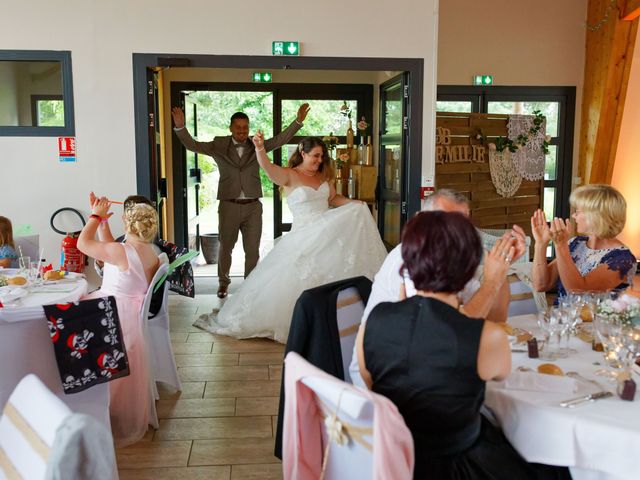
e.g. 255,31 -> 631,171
217,200 -> 263,287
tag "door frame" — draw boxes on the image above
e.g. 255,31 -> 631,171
133,53 -> 424,247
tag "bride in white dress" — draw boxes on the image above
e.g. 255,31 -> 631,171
195,133 -> 388,343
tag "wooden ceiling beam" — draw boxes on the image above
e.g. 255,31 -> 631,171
578,0 -> 638,185
623,0 -> 640,20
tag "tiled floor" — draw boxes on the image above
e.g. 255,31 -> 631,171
117,291 -> 285,480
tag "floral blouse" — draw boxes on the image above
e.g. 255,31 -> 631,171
557,236 -> 637,298
0,245 -> 18,267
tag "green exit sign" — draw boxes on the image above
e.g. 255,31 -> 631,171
252,72 -> 272,83
272,41 -> 300,56
473,75 -> 493,86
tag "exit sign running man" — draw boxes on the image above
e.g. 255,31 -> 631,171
272,41 -> 300,56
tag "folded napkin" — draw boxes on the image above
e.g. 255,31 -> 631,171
0,286 -> 27,306
498,371 -> 578,394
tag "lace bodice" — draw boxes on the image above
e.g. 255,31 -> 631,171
286,182 -> 330,230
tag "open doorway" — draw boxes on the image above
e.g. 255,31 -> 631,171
133,55 -> 425,277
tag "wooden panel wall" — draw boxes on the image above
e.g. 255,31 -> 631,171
579,0 -> 639,185
435,112 -> 543,235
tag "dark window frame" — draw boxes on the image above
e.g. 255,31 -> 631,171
0,50 -> 75,136
436,85 -> 575,218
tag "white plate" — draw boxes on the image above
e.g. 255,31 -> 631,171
0,286 -> 28,306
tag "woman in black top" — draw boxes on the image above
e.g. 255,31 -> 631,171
356,211 -> 570,480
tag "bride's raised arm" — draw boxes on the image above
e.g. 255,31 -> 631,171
253,131 -> 292,187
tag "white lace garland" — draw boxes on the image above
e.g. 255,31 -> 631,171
488,145 -> 522,197
507,114 -> 546,181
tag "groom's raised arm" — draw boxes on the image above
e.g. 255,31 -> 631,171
264,103 -> 310,152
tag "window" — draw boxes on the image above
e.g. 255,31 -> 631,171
0,50 -> 74,136
437,86 -> 575,219
31,95 -> 64,126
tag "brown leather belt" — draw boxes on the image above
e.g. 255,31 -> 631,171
224,198 -> 259,205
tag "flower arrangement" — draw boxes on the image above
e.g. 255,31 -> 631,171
322,132 -> 339,157
493,110 -> 550,155
596,293 -> 640,326
339,101 -> 352,119
337,152 -> 350,169
357,116 -> 369,136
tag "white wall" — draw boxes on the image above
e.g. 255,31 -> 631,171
0,0 -> 438,270
438,0 -> 587,178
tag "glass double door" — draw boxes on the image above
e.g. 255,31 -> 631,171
379,74 -> 410,247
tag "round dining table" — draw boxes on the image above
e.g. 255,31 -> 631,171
0,269 -> 111,433
486,314 -> 640,480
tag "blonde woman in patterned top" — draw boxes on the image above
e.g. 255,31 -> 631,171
531,184 -> 636,299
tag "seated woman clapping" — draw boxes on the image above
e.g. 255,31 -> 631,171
531,184 -> 636,298
356,211 -> 569,479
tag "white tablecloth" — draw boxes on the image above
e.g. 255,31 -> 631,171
486,314 -> 640,480
0,273 -> 112,434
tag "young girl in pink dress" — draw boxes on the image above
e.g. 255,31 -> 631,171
78,196 -> 160,446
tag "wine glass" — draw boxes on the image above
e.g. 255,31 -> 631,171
559,294 -> 582,355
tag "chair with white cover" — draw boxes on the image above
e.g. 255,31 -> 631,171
0,374 -> 71,479
301,375 -> 375,479
13,234 -> 39,262
0,374 -> 117,480
335,287 -> 366,384
283,352 -> 414,480
479,228 -> 531,263
142,256 -> 182,394
507,263 -> 548,316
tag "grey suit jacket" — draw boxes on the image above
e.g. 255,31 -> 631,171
174,120 -> 302,200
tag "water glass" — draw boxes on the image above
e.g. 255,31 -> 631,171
27,261 -> 39,284
538,307 -> 569,360
18,256 -> 30,274
593,314 -> 626,380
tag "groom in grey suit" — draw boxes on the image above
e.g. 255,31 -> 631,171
172,103 -> 310,297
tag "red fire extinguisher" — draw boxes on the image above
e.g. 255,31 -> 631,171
50,208 -> 86,273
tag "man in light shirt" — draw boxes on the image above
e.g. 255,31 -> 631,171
349,188 -> 527,387
171,104 -> 310,298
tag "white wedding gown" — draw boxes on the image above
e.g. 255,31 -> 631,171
194,182 -> 388,343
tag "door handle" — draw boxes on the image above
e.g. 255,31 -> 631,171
189,168 -> 202,183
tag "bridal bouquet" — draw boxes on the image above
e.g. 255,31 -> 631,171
596,293 -> 640,326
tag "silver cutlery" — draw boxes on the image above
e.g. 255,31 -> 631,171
559,391 -> 613,408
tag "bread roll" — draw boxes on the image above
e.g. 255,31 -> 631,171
537,363 -> 564,376
8,276 -> 27,286
44,270 -> 65,281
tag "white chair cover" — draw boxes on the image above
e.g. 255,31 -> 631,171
139,259 -> 169,420
479,229 -> 531,263
147,258 -> 182,392
301,375 -> 374,480
13,235 -> 39,263
335,287 -> 365,384
0,374 -> 71,480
